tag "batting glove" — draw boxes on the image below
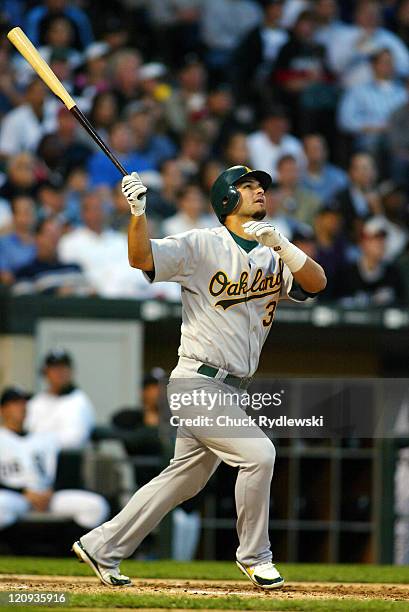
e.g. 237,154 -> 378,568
242,221 -> 307,273
122,171 -> 147,217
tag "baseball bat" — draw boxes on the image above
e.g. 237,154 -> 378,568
7,27 -> 128,177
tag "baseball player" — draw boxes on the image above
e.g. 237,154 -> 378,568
0,386 -> 109,531
72,165 -> 326,589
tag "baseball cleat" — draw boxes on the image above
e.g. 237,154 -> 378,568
72,540 -> 132,587
236,560 -> 284,589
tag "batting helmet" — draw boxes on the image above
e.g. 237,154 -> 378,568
210,165 -> 272,223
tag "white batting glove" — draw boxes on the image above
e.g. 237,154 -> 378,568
121,171 -> 147,217
242,220 -> 307,273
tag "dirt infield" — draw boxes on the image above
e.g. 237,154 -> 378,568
1,575 -> 409,601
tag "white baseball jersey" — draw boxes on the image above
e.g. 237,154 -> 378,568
26,388 -> 95,450
145,226 -> 306,378
0,427 -> 58,492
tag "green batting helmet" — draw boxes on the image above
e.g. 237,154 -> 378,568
210,165 -> 272,223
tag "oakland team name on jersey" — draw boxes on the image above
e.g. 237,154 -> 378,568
209,259 -> 284,310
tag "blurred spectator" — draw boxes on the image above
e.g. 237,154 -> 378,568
148,0 -> 203,68
328,0 -> 409,87
162,184 -> 216,235
232,0 -> 288,110
145,159 -> 185,220
337,217 -> 405,306
313,0 -> 353,57
247,106 -> 305,179
38,15 -> 83,70
0,196 -> 36,285
74,42 -> 111,104
387,80 -> 409,192
57,191 -> 157,298
274,10 -> 335,135
392,0 -> 409,48
280,0 -> 310,28
82,91 -> 118,152
164,54 -> 207,135
0,79 -> 56,158
0,385 -> 109,530
37,107 -> 92,179
25,0 -> 94,50
301,133 -> 348,202
222,132 -> 251,168
126,101 -> 177,169
199,159 -> 225,199
398,242 -> 409,303
176,126 -> 210,179
273,154 -> 320,225
375,182 -> 409,262
203,86 -> 238,154
64,167 -> 90,227
291,225 -> 317,260
13,218 -> 88,296
110,180 -> 131,234
334,152 -> 381,242
338,49 -> 407,160
87,122 -> 150,189
36,181 -> 67,224
139,63 -> 172,104
0,153 -> 41,202
110,49 -> 143,113
201,0 -> 262,77
313,200 -> 350,299
265,185 -> 299,238
26,349 -> 95,450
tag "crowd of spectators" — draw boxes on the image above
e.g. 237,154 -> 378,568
0,0 -> 408,306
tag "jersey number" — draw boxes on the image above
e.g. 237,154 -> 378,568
263,300 -> 277,327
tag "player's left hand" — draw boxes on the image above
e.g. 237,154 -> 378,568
242,221 -> 285,250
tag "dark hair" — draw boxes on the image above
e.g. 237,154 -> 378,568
10,195 -> 35,215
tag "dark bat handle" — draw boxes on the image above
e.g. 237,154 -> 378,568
70,105 -> 128,176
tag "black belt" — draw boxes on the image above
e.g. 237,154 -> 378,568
197,364 -> 253,390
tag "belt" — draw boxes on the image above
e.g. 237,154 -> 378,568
197,364 -> 253,390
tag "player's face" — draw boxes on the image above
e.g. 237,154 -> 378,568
235,179 -> 266,221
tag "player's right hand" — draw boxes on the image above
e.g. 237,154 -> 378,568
122,171 -> 147,217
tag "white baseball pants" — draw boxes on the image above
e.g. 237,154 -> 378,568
81,377 -> 276,567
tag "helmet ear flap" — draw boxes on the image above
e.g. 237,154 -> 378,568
222,185 -> 240,213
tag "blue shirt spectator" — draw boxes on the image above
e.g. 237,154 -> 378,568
301,134 -> 349,203
126,102 -> 177,170
88,151 -> 152,189
87,121 -> 153,188
338,49 -> 407,149
0,196 -> 36,283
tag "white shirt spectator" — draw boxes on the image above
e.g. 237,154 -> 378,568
201,0 -> 262,51
58,226 -> 179,300
0,102 -> 56,157
247,130 -> 305,179
26,388 -> 95,450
